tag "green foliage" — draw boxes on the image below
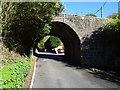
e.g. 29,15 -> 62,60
103,19 -> 119,31
2,2 -> 63,56
103,16 -> 120,57
44,36 -> 61,51
37,36 -> 50,50
107,13 -> 118,19
1,59 -> 32,88
86,13 -> 97,17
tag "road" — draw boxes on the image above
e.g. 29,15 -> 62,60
32,53 -> 119,88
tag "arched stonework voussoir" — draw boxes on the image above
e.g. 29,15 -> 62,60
52,17 -> 82,40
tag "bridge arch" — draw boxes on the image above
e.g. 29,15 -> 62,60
50,18 -> 81,65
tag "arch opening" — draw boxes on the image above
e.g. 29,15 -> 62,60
51,21 -> 81,65
33,35 -> 65,61
36,35 -> 64,54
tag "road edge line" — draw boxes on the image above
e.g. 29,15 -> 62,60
29,59 -> 37,89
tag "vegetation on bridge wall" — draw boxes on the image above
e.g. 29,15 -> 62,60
102,13 -> 120,72
103,13 -> 120,57
85,13 -> 97,17
107,13 -> 118,19
81,13 -> 120,73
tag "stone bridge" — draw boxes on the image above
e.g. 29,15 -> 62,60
50,14 -> 110,66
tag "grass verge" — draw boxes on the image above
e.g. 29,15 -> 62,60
1,58 -> 32,88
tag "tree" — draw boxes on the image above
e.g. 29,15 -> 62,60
86,13 -> 97,17
107,13 -> 118,19
2,2 -> 63,56
44,36 -> 61,51
37,36 -> 50,51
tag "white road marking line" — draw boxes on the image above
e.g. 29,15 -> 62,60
29,60 -> 36,89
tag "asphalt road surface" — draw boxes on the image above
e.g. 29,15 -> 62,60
32,53 -> 119,88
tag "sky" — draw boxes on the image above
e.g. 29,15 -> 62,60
61,2 -> 118,18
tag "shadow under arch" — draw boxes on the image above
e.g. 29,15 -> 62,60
50,21 -> 81,65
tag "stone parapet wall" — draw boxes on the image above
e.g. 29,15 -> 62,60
57,14 -> 110,38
